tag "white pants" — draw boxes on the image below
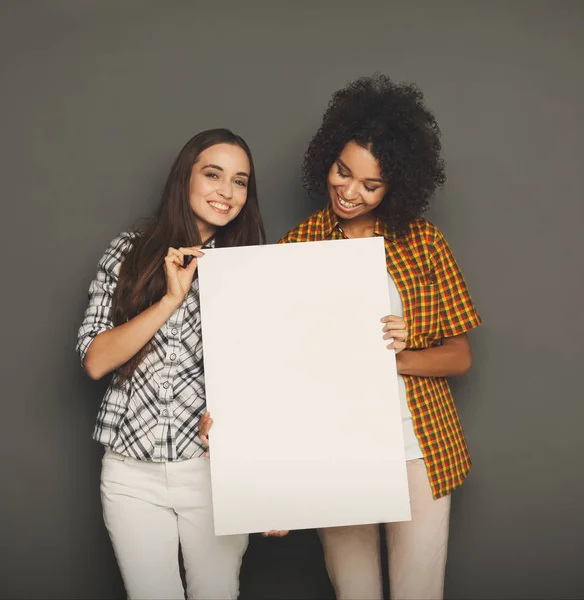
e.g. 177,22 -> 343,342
318,459 -> 451,600
100,449 -> 248,600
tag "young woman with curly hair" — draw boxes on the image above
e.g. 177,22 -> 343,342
280,75 -> 482,600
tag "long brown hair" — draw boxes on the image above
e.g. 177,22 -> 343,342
112,129 -> 265,382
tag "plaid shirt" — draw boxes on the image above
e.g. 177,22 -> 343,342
77,232 -> 210,461
280,204 -> 481,498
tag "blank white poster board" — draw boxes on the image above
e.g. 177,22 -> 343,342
197,237 -> 410,535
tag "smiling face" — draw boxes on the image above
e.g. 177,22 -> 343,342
327,140 -> 388,222
188,143 -> 251,240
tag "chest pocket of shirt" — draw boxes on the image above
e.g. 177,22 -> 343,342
411,277 -> 441,343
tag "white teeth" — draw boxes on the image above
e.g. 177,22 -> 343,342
339,197 -> 358,209
209,201 -> 230,211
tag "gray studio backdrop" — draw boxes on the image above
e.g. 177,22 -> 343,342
1,1 -> 583,599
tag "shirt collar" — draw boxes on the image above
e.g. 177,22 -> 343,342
202,236 -> 216,249
321,202 -> 339,238
321,202 -> 395,241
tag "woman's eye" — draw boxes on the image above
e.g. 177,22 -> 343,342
205,172 -> 219,180
235,179 -> 247,187
337,169 -> 349,178
364,184 -> 378,193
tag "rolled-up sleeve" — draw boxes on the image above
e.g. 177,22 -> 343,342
431,229 -> 482,338
76,233 -> 135,363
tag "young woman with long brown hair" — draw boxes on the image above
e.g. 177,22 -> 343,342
77,129 -> 265,600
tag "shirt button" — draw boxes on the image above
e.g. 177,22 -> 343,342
170,353 -> 176,361
171,328 -> 178,335
162,409 -> 169,418
163,382 -> 170,389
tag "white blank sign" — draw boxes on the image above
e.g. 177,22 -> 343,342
197,237 -> 410,535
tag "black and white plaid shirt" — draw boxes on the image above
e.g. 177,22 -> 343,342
77,232 -> 210,461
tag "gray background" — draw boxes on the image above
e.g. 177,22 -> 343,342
1,1 -> 583,599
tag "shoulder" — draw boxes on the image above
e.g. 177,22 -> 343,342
395,219 -> 455,273
98,231 -> 141,271
406,218 -> 441,240
107,231 -> 139,251
279,209 -> 325,244
402,218 -> 448,251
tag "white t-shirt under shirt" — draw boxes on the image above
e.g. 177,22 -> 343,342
387,273 -> 424,461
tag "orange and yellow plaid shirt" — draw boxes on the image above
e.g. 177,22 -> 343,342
279,204 -> 481,498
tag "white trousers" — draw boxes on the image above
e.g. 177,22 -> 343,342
100,449 -> 248,600
318,459 -> 451,600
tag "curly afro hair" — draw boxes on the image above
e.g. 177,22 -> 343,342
302,74 -> 446,236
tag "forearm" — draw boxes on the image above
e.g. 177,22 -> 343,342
396,337 -> 472,377
83,295 -> 179,379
